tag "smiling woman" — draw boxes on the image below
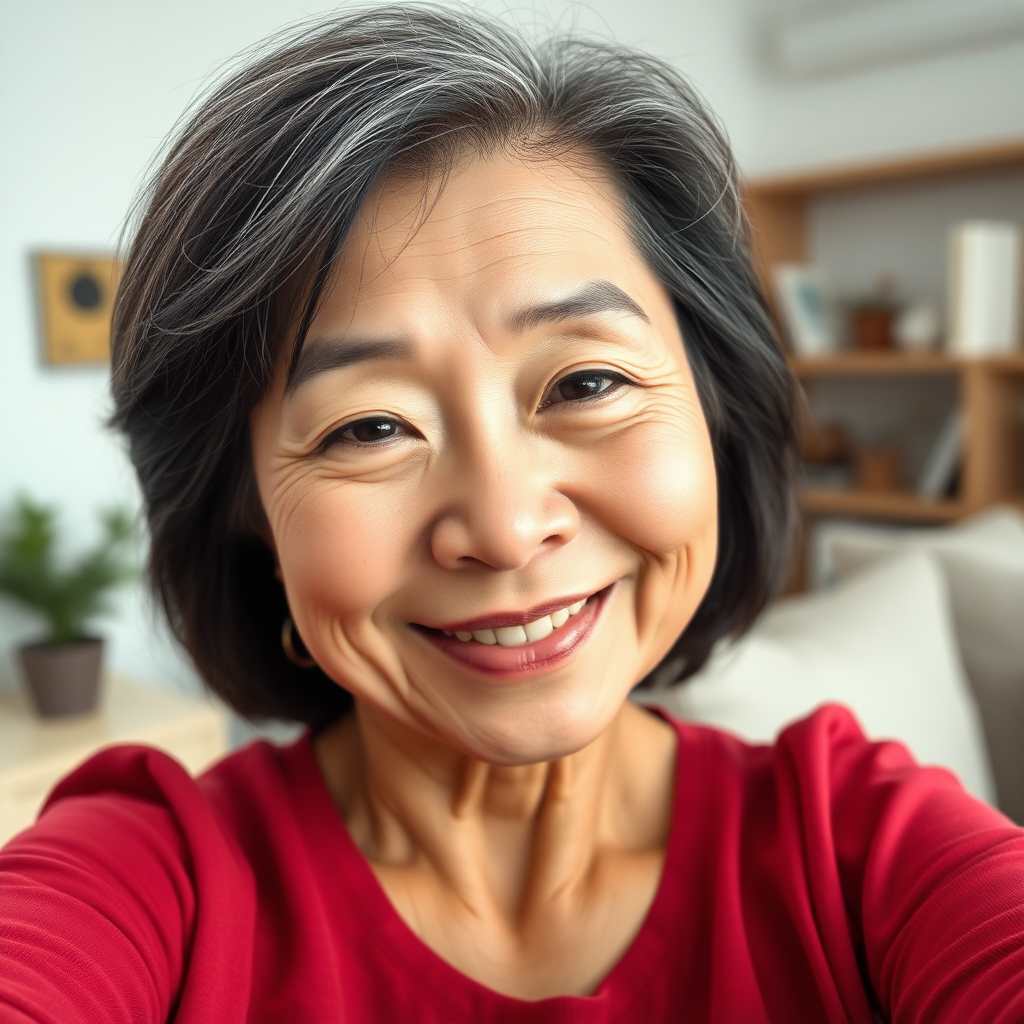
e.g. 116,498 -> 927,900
3,5 -> 1024,1024
104,7 -> 797,736
250,150 -> 719,768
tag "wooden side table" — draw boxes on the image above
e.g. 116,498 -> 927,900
0,675 -> 229,845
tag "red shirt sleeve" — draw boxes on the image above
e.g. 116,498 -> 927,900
775,706 -> 1024,1023
0,745 -> 254,1024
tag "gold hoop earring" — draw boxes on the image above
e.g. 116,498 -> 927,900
281,614 -> 316,668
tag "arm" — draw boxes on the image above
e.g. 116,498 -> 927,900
1,791 -> 194,1024
1,744 -> 254,1024
785,706 -> 1024,1023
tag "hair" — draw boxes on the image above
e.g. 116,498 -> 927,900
110,4 -> 798,728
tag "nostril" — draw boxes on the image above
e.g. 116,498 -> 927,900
427,481 -> 580,572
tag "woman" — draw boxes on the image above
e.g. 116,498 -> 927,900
3,7 -> 1022,1022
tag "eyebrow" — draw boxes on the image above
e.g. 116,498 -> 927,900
286,337 -> 412,394
507,280 -> 650,333
285,279 -> 649,393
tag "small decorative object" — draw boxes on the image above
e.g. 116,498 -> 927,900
801,419 -> 851,465
801,420 -> 854,491
846,274 -> 900,351
771,263 -> 839,355
35,253 -> 120,365
0,497 -> 135,716
948,221 -> 1022,356
917,409 -> 964,499
894,302 -> 941,353
852,309 -> 892,350
847,300 -> 895,350
855,447 -> 903,493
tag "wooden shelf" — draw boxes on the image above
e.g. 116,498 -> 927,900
747,139 -> 1024,199
802,488 -> 964,523
790,351 -> 1024,377
745,138 -> 1024,588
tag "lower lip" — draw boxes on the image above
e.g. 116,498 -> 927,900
414,586 -> 612,679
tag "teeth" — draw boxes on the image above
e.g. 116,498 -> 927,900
442,597 -> 589,646
523,616 -> 554,642
494,625 -> 528,647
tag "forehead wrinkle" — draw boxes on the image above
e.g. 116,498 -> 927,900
389,179 -> 618,245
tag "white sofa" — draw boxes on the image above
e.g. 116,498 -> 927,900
639,507 -> 1024,822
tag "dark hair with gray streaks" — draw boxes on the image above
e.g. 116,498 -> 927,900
110,4 -> 798,728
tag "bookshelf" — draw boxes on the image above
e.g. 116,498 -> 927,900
792,352 -> 1024,523
744,142 -> 1024,532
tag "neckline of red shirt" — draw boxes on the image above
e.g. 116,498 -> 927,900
282,707 -> 696,1023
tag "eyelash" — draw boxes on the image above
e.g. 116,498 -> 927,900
315,369 -> 634,452
536,368 -> 633,410
315,417 -> 410,454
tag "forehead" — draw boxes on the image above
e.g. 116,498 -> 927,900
317,149 -> 649,324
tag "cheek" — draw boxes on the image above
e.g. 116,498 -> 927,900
276,481 -> 419,625
579,406 -> 717,562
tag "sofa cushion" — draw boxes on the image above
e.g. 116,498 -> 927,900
640,549 -> 995,804
823,506 -> 1024,822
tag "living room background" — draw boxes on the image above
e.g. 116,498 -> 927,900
2,0 -> 1024,696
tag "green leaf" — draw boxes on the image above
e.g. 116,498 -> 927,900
0,496 -> 138,643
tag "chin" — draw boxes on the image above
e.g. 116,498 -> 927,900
445,686 -> 629,766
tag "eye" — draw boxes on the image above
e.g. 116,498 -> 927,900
540,369 -> 632,409
316,415 -> 410,453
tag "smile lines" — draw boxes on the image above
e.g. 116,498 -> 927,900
442,599 -> 588,647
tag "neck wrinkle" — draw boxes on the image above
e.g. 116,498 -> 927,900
343,702 -> 617,915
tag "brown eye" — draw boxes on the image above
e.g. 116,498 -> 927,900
317,416 -> 409,453
343,417 -> 405,443
542,370 -> 629,408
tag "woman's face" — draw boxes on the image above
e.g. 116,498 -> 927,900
251,150 -> 717,764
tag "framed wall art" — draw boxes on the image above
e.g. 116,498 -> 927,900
35,253 -> 120,365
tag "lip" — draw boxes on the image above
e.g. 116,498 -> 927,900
411,584 -> 613,679
423,591 -> 600,634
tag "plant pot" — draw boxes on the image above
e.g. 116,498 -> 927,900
18,638 -> 104,717
851,309 -> 894,350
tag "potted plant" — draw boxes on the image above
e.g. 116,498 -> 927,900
845,275 -> 901,351
0,497 -> 135,717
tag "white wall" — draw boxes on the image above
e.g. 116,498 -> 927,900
0,0 -> 345,693
744,0 -> 1024,176
2,0 -> 1023,700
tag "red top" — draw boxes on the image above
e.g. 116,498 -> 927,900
2,704 -> 1023,1023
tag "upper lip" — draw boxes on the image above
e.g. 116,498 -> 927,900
418,587 -> 606,633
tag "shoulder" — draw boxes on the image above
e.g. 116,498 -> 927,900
2,738 -> 296,909
665,701 -> 942,790
0,738 -> 308,1023
659,701 -> 1014,875
658,704 -> 1024,1020
25,735 -> 309,862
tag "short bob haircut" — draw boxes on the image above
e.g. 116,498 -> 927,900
111,4 -> 798,729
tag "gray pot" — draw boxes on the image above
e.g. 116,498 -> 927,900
18,638 -> 104,717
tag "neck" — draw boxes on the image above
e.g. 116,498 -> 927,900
315,697 -> 676,931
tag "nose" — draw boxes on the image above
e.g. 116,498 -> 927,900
429,437 -> 580,572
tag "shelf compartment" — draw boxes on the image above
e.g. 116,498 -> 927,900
790,352 -> 1024,377
802,488 -> 964,522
